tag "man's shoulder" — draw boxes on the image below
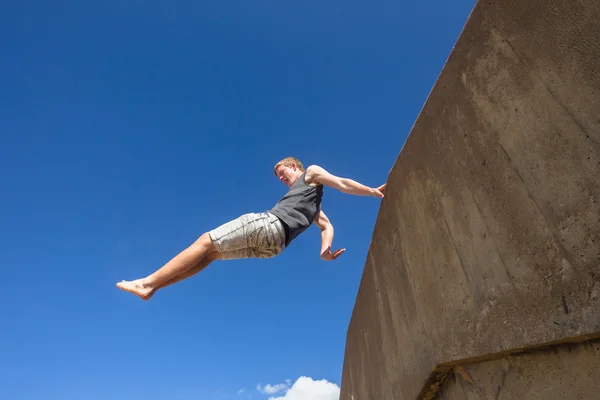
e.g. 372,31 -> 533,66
303,165 -> 323,185
304,164 -> 323,178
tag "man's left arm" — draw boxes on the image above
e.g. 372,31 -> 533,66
305,165 -> 386,197
314,210 -> 345,261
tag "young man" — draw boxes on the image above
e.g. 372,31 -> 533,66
116,157 -> 385,300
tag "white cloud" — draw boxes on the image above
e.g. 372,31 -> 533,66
259,376 -> 340,400
238,388 -> 246,395
257,382 -> 289,395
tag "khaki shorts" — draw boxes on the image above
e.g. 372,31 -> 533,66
209,212 -> 287,259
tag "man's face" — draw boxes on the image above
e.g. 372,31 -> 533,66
275,164 -> 299,187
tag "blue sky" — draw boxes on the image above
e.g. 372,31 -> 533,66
1,1 -> 475,399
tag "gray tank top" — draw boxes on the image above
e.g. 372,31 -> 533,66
268,172 -> 324,246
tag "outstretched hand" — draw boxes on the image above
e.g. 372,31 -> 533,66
372,183 -> 386,198
321,246 -> 346,261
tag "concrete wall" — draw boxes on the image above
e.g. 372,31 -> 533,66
439,339 -> 600,400
339,0 -> 600,398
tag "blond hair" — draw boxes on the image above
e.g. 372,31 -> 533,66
273,156 -> 304,176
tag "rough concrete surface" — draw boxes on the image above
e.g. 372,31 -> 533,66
339,0 -> 600,398
439,339 -> 600,400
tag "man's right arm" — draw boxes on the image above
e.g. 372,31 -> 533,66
304,165 -> 386,197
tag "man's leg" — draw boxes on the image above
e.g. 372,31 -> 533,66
116,232 -> 217,300
116,212 -> 286,300
144,250 -> 220,300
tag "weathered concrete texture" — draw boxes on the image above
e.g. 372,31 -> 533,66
339,0 -> 600,398
439,339 -> 600,400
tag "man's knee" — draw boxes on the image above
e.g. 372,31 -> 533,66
205,250 -> 220,262
194,232 -> 216,251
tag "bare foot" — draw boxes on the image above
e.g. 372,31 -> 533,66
144,288 -> 157,301
116,279 -> 153,300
